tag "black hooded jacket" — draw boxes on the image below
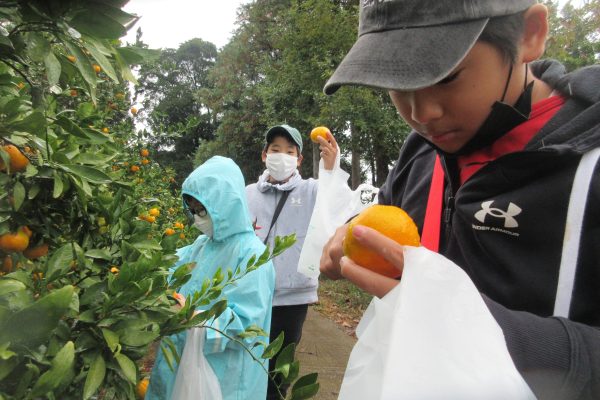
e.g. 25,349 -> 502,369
379,60 -> 600,399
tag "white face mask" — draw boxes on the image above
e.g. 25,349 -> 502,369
193,214 -> 213,237
266,153 -> 298,181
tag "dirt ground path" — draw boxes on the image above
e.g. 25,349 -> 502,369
296,306 -> 357,400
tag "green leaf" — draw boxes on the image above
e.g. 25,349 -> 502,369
261,331 -> 284,359
83,353 -> 106,400
0,279 -> 26,297
291,381 -> 320,400
28,183 -> 40,199
120,330 -> 159,347
64,41 -> 97,103
102,328 -> 120,353
113,50 -> 137,84
82,128 -> 111,144
52,171 -> 64,198
130,239 -> 162,251
60,164 -> 112,184
85,248 -> 112,260
30,341 -> 75,397
26,33 -> 50,62
274,343 -> 296,378
12,181 -> 25,210
78,309 -> 95,323
114,353 -> 137,383
46,243 -> 75,282
0,286 -> 74,349
69,6 -> 129,39
83,37 -> 119,82
77,102 -> 96,119
55,115 -> 91,139
44,51 -> 61,86
0,355 -> 18,381
9,111 -> 46,135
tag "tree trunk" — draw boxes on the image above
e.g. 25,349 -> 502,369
373,136 -> 391,187
350,123 -> 360,189
312,142 -> 319,179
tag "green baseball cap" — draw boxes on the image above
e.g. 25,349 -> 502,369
265,124 -> 303,152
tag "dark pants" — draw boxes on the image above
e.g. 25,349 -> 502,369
266,304 -> 309,400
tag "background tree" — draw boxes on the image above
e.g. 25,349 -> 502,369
135,38 -> 218,181
544,0 -> 599,71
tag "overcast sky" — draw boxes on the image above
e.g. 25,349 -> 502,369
123,0 -> 583,51
123,0 -> 249,50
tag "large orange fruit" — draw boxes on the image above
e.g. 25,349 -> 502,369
0,145 -> 29,172
310,126 -> 330,143
343,205 -> 420,278
0,230 -> 30,253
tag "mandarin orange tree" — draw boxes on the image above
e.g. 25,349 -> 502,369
0,2 -> 299,400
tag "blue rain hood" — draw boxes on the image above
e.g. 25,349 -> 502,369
147,156 -> 275,400
182,156 -> 254,241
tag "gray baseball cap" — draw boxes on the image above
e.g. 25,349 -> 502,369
265,124 -> 303,152
324,0 -> 536,95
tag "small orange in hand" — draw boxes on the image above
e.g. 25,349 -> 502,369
310,126 -> 331,143
343,205 -> 420,278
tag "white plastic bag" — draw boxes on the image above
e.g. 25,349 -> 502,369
171,327 -> 223,400
339,246 -> 536,400
298,150 -> 378,278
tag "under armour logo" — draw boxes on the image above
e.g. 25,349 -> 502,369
290,197 -> 302,206
474,201 -> 522,228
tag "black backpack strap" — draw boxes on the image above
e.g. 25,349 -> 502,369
263,190 -> 290,244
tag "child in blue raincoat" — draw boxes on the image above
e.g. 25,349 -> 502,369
147,156 -> 275,400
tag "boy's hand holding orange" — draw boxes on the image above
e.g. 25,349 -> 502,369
310,126 -> 337,170
310,126 -> 330,143
343,205 -> 420,278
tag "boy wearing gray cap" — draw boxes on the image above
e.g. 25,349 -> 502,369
246,124 -> 338,399
321,1 -> 600,398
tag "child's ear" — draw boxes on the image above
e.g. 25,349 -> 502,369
297,154 -> 303,167
261,150 -> 267,163
520,4 -> 549,63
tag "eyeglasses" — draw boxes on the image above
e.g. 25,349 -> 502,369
183,196 -> 208,217
190,205 -> 207,217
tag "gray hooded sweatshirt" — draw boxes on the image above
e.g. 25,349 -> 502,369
246,170 -> 318,306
